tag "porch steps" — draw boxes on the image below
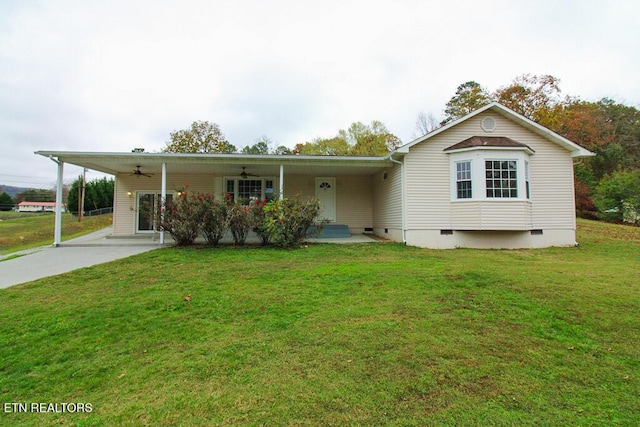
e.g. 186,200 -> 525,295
307,224 -> 351,238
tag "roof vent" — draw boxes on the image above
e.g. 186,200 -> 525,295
481,117 -> 497,132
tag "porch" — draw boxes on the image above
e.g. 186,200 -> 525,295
35,151 -> 397,245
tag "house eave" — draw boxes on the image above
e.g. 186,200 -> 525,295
35,151 -> 394,176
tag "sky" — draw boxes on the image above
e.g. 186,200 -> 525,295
1,0 -> 639,189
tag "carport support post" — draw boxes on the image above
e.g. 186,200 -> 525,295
160,162 -> 166,245
53,159 -> 64,247
279,164 -> 284,199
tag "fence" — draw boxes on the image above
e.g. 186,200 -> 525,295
84,207 -> 114,217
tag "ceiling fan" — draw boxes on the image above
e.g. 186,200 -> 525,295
131,165 -> 153,178
240,166 -> 259,179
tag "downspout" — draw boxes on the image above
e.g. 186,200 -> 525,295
388,153 -> 406,244
160,162 -> 167,245
48,155 -> 64,247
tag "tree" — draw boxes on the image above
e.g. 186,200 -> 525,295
294,121 -> 401,156
0,192 -> 13,211
163,121 -> 237,153
494,74 -> 563,123
242,135 -> 274,154
344,120 -> 402,156
67,176 -> 115,214
549,98 -> 640,181
297,136 -> 351,156
441,81 -> 492,125
273,145 -> 292,155
241,141 -> 270,155
413,111 -> 439,138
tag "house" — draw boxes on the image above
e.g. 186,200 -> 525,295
17,201 -> 65,213
36,102 -> 594,248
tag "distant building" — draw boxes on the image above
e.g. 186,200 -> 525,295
17,201 -> 66,213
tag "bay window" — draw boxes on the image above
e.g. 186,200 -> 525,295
449,151 -> 532,201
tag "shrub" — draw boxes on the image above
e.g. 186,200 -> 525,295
263,197 -> 321,248
200,195 -> 227,246
249,199 -> 271,246
594,170 -> 640,224
158,192 -> 202,246
225,197 -> 251,245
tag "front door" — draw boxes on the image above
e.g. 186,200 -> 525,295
136,192 -> 173,232
315,177 -> 336,222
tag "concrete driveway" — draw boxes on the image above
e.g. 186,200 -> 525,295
0,228 -> 160,289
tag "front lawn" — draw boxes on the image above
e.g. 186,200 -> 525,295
0,220 -> 638,425
0,212 -> 113,254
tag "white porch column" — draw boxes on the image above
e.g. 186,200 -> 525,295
279,164 -> 284,200
160,162 -> 167,245
53,159 -> 64,246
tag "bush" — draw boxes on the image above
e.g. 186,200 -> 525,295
158,192 -> 202,246
200,194 -> 227,246
263,197 -> 321,248
156,190 -> 323,248
249,199 -> 271,246
225,197 -> 251,245
594,170 -> 640,224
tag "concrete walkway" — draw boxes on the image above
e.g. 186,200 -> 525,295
0,228 -> 160,289
0,228 -> 380,289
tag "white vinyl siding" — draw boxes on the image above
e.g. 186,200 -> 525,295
373,164 -> 403,231
404,130 -> 456,230
336,176 -> 373,232
450,201 -> 533,230
405,111 -> 576,232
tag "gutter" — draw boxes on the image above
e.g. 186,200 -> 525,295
388,152 -> 407,244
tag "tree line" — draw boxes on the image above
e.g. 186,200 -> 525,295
0,188 -> 59,211
0,178 -> 115,213
161,120 -> 402,157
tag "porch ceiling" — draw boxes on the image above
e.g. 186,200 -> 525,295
35,151 -> 394,177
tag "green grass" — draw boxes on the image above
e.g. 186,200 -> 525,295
0,212 -> 113,254
0,219 -> 639,426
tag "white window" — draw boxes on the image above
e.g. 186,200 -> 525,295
225,178 -> 276,204
449,151 -> 531,202
485,160 -> 518,198
456,161 -> 472,199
